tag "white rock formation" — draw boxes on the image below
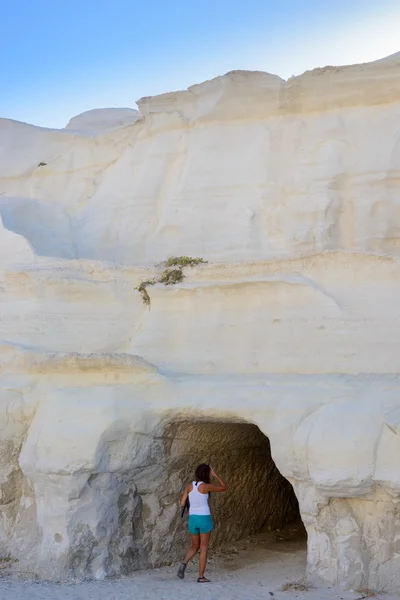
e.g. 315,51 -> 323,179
65,107 -> 140,131
1,53 -> 400,591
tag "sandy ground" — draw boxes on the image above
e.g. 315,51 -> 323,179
0,524 -> 396,600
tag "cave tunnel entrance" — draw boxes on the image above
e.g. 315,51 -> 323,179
161,419 -> 307,570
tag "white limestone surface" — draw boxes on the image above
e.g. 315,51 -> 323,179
1,53 -> 400,265
1,53 -> 400,592
65,108 -> 140,131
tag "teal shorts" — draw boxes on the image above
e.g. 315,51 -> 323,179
188,514 -> 214,535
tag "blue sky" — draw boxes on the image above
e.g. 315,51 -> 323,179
2,0 -> 400,128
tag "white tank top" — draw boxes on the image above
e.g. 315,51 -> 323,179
188,481 -> 210,516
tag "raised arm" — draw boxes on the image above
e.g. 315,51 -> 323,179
204,468 -> 227,493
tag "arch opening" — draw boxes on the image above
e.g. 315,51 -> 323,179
133,418 -> 307,572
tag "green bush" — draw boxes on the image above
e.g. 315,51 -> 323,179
135,256 -> 207,308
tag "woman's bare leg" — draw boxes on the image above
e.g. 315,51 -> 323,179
184,534 -> 200,564
199,532 -> 211,579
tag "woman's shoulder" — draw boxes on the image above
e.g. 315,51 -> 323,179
197,482 -> 209,493
186,482 -> 194,491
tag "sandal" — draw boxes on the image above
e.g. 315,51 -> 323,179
197,576 -> 210,583
177,562 -> 187,579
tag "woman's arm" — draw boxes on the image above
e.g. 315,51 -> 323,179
180,483 -> 191,508
204,468 -> 227,493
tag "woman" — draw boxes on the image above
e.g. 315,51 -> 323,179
177,463 -> 227,583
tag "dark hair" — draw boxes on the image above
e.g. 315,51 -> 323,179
195,463 -> 211,484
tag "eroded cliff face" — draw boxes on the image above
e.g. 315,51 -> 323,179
1,55 -> 400,265
1,53 -> 400,590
